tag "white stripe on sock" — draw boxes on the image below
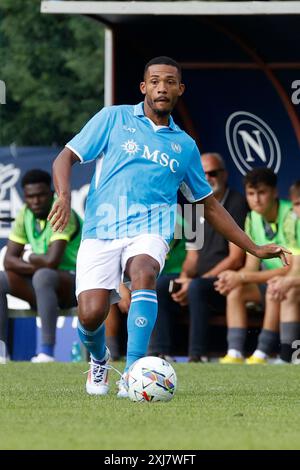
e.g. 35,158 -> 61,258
131,291 -> 157,298
131,297 -> 158,304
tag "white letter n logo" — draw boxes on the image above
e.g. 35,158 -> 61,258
238,130 -> 266,163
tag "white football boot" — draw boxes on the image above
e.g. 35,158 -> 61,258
117,372 -> 129,399
86,348 -> 110,396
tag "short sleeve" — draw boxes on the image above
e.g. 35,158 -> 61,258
66,107 -> 112,163
49,210 -> 79,243
9,207 -> 28,245
180,144 -> 212,203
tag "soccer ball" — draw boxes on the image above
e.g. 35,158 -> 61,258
127,356 -> 177,402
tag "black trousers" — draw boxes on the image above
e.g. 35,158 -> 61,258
188,277 -> 226,356
148,274 -> 183,355
148,274 -> 226,356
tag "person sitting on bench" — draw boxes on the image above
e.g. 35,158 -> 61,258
0,169 -> 82,362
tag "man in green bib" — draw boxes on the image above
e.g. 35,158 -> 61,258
0,169 -> 82,362
215,168 -> 292,364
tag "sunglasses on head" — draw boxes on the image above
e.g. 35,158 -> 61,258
205,168 -> 224,177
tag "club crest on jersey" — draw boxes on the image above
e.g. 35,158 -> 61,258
121,140 -> 140,156
171,142 -> 182,154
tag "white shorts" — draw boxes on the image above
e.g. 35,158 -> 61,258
75,234 -> 169,303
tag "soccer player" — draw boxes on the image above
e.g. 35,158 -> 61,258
267,257 -> 300,364
215,168 -> 293,364
0,169 -> 82,362
266,180 -> 300,363
49,57 -> 289,397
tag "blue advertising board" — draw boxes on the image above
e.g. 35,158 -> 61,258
182,68 -> 300,198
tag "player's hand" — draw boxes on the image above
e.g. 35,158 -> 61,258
118,283 -> 131,314
171,278 -> 191,306
48,195 -> 71,232
267,275 -> 293,301
118,296 -> 131,314
253,244 -> 291,266
214,270 -> 242,295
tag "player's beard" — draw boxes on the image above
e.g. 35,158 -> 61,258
153,107 -> 171,117
147,96 -> 174,117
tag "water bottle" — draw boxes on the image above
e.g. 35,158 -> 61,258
71,341 -> 82,362
0,340 -> 7,365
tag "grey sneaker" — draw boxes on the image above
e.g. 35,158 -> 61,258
271,357 -> 290,365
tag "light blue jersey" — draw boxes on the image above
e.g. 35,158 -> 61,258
66,102 -> 212,242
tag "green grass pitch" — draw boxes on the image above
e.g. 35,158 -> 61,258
0,362 -> 299,450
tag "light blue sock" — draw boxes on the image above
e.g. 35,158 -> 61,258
77,321 -> 106,361
125,289 -> 158,371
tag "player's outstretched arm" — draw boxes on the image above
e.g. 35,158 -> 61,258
202,195 -> 291,266
48,148 -> 80,232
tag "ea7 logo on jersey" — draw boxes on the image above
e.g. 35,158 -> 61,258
142,145 -> 179,173
123,125 -> 136,133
